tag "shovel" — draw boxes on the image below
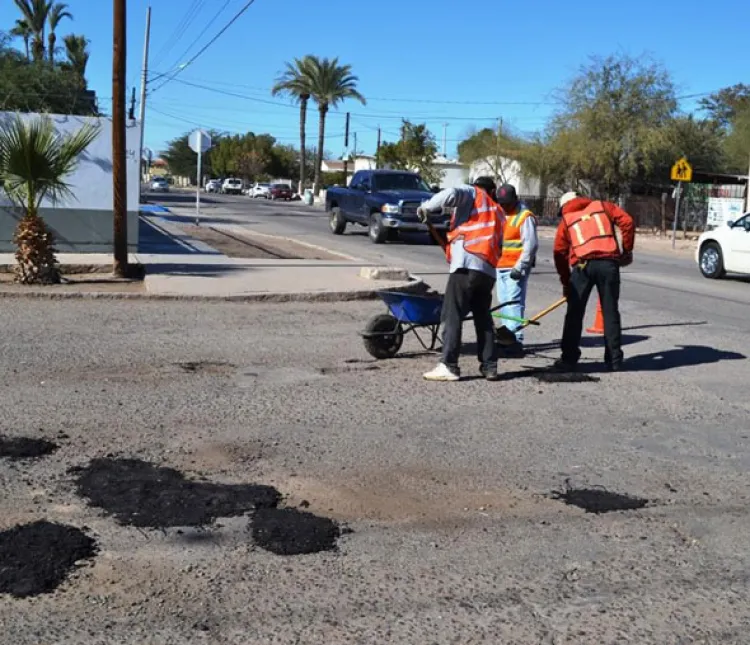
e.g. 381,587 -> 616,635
494,297 -> 567,346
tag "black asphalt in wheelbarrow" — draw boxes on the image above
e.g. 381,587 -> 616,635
361,290 -> 522,360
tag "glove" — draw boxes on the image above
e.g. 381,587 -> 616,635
620,251 -> 633,267
416,207 -> 429,224
509,269 -> 523,281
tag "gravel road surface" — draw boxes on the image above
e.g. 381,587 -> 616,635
1,290 -> 749,644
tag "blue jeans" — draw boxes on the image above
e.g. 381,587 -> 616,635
496,269 -> 529,344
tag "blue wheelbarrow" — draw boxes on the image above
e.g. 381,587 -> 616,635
361,290 -> 530,359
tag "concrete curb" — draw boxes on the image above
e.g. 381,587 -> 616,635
0,277 -> 427,304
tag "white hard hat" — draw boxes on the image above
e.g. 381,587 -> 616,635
559,191 -> 579,207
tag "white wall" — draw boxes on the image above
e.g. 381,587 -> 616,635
469,158 -> 542,195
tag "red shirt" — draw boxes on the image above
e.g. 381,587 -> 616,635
553,197 -> 635,285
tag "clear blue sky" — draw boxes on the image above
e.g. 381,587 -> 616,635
3,0 -> 749,159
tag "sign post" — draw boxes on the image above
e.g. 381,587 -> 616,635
670,157 -> 693,249
188,129 -> 212,225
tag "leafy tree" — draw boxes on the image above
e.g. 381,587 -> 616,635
61,34 -> 89,81
271,56 -> 315,191
652,115 -> 726,180
10,19 -> 32,60
162,132 -> 216,180
723,106 -> 750,174
539,54 -> 678,198
305,56 -> 366,195
47,2 -> 71,62
698,84 -> 750,129
457,124 -> 529,184
0,114 -> 99,283
379,120 -> 443,185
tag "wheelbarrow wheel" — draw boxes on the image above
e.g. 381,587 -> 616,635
363,314 -> 404,359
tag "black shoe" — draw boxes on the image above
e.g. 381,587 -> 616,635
552,358 -> 577,372
480,366 -> 501,381
503,342 -> 524,357
607,361 -> 623,372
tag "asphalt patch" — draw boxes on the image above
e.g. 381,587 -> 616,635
0,436 -> 58,461
550,487 -> 649,514
251,507 -> 346,556
533,372 -> 600,383
176,361 -> 234,374
71,458 -> 281,528
0,521 -> 97,598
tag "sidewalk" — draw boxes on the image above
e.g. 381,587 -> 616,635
0,207 -> 422,301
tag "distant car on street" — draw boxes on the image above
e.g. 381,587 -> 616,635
249,182 -> 271,199
696,212 -> 750,278
269,183 -> 293,201
150,177 -> 169,193
222,178 -> 244,195
205,179 -> 222,193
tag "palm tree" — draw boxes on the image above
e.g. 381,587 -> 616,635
13,0 -> 52,62
10,19 -> 32,60
271,56 -> 315,194
62,34 -> 89,81
0,115 -> 99,284
47,3 -> 72,62
305,57 -> 366,195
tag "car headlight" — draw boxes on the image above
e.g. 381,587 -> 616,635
381,204 -> 400,214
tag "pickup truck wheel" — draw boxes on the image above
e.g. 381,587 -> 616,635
363,314 -> 403,359
329,207 -> 346,235
368,213 -> 388,244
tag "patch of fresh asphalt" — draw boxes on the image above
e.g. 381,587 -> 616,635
0,292 -> 748,643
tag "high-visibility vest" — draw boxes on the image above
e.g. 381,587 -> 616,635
497,205 -> 534,269
445,188 -> 503,267
562,200 -> 620,262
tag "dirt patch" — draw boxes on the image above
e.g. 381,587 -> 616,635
251,507 -> 346,556
0,272 -> 144,292
176,360 -> 235,375
533,371 -> 601,383
179,225 -> 343,260
0,521 -> 97,598
71,458 -> 281,528
0,436 -> 58,461
550,485 -> 649,514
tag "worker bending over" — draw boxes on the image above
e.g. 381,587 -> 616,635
417,177 -> 504,382
494,184 -> 538,354
553,191 -> 635,371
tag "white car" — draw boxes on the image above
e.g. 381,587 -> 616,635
205,179 -> 221,193
150,177 -> 169,192
249,182 -> 271,199
222,178 -> 244,195
696,212 -> 750,278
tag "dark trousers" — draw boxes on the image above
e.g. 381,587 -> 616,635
441,269 -> 497,372
561,259 -> 623,366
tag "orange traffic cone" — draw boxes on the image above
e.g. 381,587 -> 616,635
586,298 -> 604,334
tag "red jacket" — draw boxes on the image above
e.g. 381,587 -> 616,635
553,197 -> 635,286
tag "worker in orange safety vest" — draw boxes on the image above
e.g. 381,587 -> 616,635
553,191 -> 635,372
416,177 -> 505,381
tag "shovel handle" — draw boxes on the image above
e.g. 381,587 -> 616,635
426,220 -> 447,251
527,297 -> 567,323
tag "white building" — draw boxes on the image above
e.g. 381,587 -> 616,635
322,154 -> 469,189
468,157 -> 543,196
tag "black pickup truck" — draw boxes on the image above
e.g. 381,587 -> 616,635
324,169 -> 449,244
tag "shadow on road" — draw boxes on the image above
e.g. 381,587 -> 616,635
145,264 -> 250,277
624,345 -> 746,371
623,321 -> 708,331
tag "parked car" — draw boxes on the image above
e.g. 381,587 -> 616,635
222,178 -> 244,195
324,170 -> 446,244
696,212 -> 750,278
269,183 -> 293,201
205,179 -> 222,193
249,182 -> 271,199
150,177 -> 169,193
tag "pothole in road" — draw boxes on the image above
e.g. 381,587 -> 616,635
533,372 -> 600,383
71,458 -> 281,528
175,361 -> 235,375
0,436 -> 58,461
251,507 -> 348,556
0,521 -> 97,598
550,486 -> 649,514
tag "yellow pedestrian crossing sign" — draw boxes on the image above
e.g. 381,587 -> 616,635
671,157 -> 693,182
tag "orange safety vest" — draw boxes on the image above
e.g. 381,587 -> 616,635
445,188 -> 503,267
562,200 -> 619,262
497,205 -> 534,269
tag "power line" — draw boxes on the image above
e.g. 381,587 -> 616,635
150,0 -> 258,95
166,0 -> 232,73
150,0 -> 206,69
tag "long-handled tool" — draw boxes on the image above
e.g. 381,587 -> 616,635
494,297 -> 567,346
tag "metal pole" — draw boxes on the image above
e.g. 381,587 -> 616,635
443,123 -> 447,157
672,181 -> 682,249
342,112 -> 350,186
376,126 -> 381,169
196,142 -> 202,226
138,6 -> 152,193
112,0 -> 128,277
746,150 -> 750,212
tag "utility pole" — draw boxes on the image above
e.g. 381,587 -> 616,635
746,149 -> 750,212
376,126 -> 381,169
443,123 -> 448,157
353,132 -> 357,157
112,0 -> 128,277
494,117 -> 503,183
128,88 -> 136,120
138,6 -> 152,190
342,112 -> 350,186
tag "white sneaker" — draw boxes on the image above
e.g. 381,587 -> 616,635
423,363 -> 460,381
